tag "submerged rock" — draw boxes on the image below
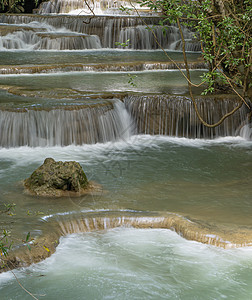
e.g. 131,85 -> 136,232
24,158 -> 91,197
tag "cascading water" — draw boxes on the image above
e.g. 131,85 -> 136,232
0,101 -> 133,147
37,0 -> 148,15
124,95 -> 250,139
239,123 -> 252,140
0,21 -> 101,50
0,95 -> 249,147
0,14 -> 200,50
0,61 -> 208,74
117,25 -> 201,51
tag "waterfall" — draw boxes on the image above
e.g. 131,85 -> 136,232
124,95 -> 250,139
0,21 -> 101,50
117,25 -> 192,50
0,101 -> 133,148
37,0 -> 150,15
170,39 -> 201,52
54,214 -> 251,248
239,124 -> 252,140
4,212 -> 252,272
0,96 -> 250,148
0,15 -> 200,50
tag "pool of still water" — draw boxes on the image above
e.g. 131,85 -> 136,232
0,135 -> 251,236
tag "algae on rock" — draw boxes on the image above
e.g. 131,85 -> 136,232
24,158 -> 90,197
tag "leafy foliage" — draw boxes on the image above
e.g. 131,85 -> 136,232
138,0 -> 252,96
115,39 -> 131,48
0,229 -> 12,258
0,203 -> 33,269
0,0 -> 39,13
0,204 -> 15,260
127,73 -> 138,87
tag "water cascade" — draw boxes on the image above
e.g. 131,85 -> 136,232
0,95 -> 250,147
124,95 -> 250,139
0,21 -> 101,50
239,123 -> 252,140
0,61 -> 207,74
0,217 -> 242,269
3,211 -> 252,273
0,14 -> 201,50
37,0 -> 148,15
55,215 -> 252,249
0,101 -> 133,147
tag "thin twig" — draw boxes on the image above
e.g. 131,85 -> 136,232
177,17 -> 244,128
10,269 -> 39,300
129,0 -> 206,88
131,0 -> 250,127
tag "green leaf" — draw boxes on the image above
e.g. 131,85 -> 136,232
26,232 -> 30,243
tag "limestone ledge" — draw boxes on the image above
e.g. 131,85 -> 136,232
0,61 -> 207,75
1,213 -> 252,273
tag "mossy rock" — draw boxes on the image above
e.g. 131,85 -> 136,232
24,158 -> 90,197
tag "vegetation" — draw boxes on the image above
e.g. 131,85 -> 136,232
0,0 -> 39,13
0,204 -> 38,299
0,203 -> 32,269
135,0 -> 252,126
138,0 -> 251,96
0,203 -> 15,262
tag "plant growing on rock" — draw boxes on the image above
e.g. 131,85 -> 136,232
0,203 -> 32,266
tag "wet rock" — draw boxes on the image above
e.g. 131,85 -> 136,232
24,158 -> 90,197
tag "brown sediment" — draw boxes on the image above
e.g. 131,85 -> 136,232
0,84 -> 125,105
36,32 -> 90,38
0,24 -> 43,36
0,61 -> 207,75
1,212 -> 252,273
0,103 -> 114,112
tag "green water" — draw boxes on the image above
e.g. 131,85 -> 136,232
0,50 -> 201,66
0,50 -> 205,110
0,69 -> 204,106
0,136 -> 251,240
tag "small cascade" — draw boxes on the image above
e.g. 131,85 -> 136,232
117,25 -> 187,50
3,212 -> 252,272
239,123 -> 252,140
37,0 -> 149,15
0,15 -> 199,50
56,215 -> 252,249
124,95 -> 250,139
0,61 -> 207,75
35,32 -> 101,50
170,38 -> 201,52
0,101 -> 133,147
0,22 -> 101,50
116,24 -> 200,51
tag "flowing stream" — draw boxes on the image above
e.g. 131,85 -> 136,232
0,2 -> 252,299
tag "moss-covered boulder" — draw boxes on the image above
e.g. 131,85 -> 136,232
24,158 -> 90,197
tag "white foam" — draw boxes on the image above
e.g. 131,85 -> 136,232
41,208 -> 143,221
0,135 -> 251,167
1,228 -> 252,298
